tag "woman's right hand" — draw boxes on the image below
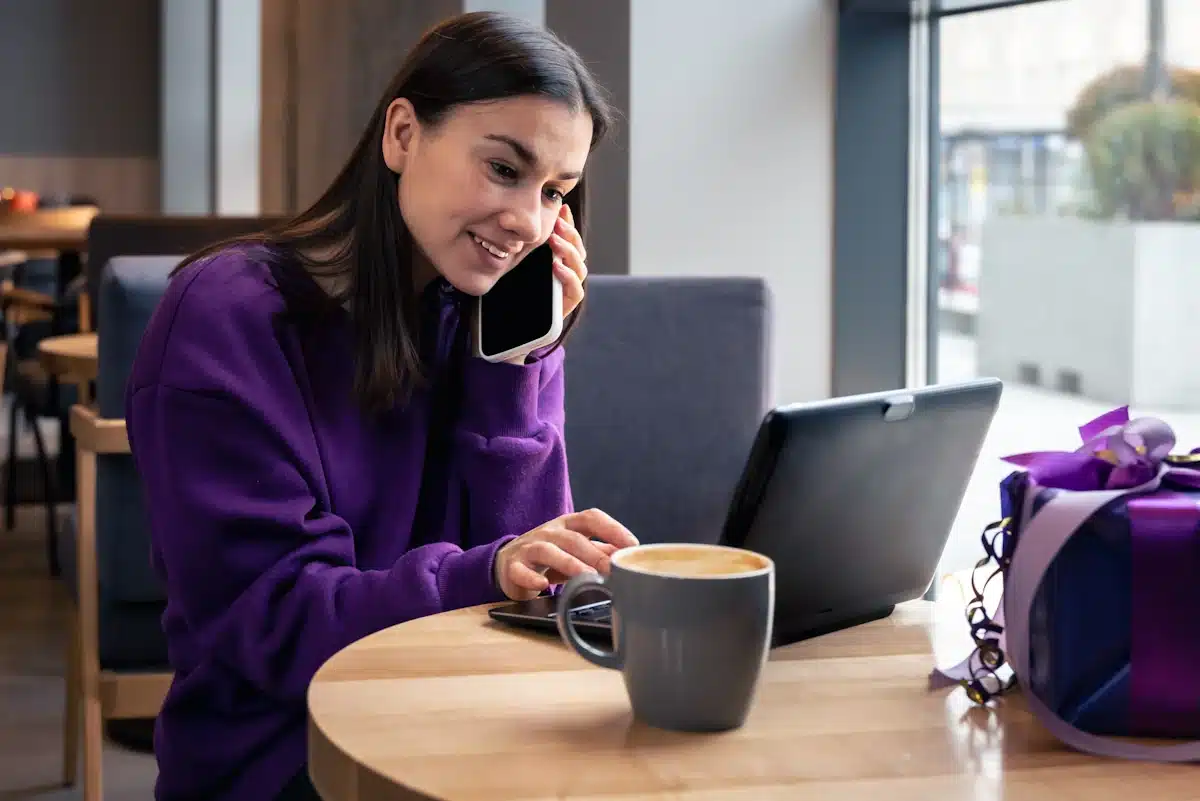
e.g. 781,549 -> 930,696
494,509 -> 639,601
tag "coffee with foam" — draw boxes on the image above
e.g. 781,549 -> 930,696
615,544 -> 769,577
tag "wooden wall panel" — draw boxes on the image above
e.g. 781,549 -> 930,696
545,0 -> 630,276
292,0 -> 356,209
0,157 -> 159,214
260,0 -> 462,214
260,0 -> 292,215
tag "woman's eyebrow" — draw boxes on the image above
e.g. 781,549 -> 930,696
484,133 -> 581,180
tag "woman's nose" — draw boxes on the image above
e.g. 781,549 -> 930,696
498,193 -> 543,243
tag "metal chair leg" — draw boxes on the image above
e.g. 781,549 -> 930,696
4,397 -> 17,530
26,407 -> 58,576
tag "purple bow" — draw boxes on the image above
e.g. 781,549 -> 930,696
1003,405 -> 1200,493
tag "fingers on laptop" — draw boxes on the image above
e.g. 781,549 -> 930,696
496,509 -> 637,599
564,508 -> 639,549
522,539 -> 594,580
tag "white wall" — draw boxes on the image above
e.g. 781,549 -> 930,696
465,0 -> 544,25
161,0 -> 213,213
216,0 -> 261,214
161,0 -> 261,215
629,0 -> 835,404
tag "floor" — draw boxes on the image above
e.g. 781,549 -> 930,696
0,514 -> 156,799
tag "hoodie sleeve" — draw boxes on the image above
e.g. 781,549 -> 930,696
125,259 -> 508,703
451,346 -> 574,549
127,385 -> 510,702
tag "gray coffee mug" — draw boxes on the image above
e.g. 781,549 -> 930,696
556,542 -> 775,732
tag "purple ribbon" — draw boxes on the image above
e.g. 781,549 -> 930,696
1130,492 -> 1200,736
931,405 -> 1200,760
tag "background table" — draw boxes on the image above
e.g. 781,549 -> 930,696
3,207 -> 99,500
308,599 -> 1197,801
38,332 -> 98,408
0,206 -> 97,251
37,332 -> 98,384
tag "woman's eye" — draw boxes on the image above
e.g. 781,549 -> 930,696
489,161 -> 518,181
544,188 -> 564,203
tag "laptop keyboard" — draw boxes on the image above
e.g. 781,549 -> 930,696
550,599 -> 612,624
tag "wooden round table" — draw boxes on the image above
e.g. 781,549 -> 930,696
37,332 -> 98,383
308,599 -> 1196,801
0,206 -> 97,251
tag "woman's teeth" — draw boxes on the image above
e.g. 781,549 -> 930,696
472,234 -> 511,259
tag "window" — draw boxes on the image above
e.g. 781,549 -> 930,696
929,0 -> 1200,574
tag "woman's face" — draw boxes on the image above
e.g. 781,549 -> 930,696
382,95 -> 593,296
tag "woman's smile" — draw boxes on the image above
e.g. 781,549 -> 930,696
469,231 -> 518,271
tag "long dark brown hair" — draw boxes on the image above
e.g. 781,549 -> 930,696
176,11 -> 612,411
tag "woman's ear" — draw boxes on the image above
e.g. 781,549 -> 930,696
381,98 -> 418,174
564,179 -> 588,239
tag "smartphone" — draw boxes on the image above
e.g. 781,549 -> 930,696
474,242 -> 564,363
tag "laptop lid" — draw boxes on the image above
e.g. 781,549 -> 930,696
720,378 -> 1002,646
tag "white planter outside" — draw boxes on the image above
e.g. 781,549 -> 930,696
976,217 -> 1200,410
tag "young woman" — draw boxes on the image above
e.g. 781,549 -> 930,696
125,12 -> 636,801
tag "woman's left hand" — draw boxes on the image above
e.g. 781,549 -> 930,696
548,203 -> 587,319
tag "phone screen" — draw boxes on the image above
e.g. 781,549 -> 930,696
478,243 -> 556,357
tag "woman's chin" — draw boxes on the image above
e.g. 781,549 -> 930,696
439,268 -> 498,297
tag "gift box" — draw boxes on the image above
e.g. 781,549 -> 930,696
931,406 -> 1200,761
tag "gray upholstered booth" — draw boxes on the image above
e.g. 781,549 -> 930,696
59,256 -> 181,800
42,217 -> 286,534
60,256 -> 179,667
564,276 -> 772,544
85,216 -> 285,332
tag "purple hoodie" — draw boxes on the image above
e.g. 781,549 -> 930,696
125,247 -> 572,801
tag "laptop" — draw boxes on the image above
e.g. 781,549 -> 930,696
488,377 -> 1002,648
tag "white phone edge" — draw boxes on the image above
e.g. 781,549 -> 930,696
472,274 -> 564,363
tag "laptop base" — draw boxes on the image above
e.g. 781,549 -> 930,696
488,597 -> 896,650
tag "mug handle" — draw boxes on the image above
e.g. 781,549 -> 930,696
556,573 -> 623,670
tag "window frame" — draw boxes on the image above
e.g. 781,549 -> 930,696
831,0 -> 1061,395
